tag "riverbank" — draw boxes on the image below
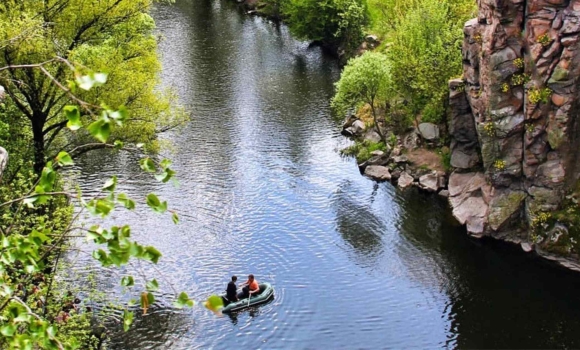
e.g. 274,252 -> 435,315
232,0 -> 580,273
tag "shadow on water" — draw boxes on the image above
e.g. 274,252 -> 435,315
332,180 -> 385,264
224,297 -> 274,326
394,188 -> 580,349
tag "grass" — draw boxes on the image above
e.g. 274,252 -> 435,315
341,140 -> 387,163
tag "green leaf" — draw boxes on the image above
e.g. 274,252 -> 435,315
146,279 -> 159,291
204,295 -> 224,311
123,310 -> 134,332
114,140 -> 124,150
160,159 -> 172,169
146,193 -> 167,213
86,199 -> 114,217
117,193 -> 136,210
139,158 -> 156,173
121,276 -> 134,287
147,292 -> 155,305
172,212 -> 179,224
142,246 -> 162,264
64,106 -> 82,131
56,151 -> 74,166
38,165 -> 56,192
174,292 -> 195,309
155,168 -> 176,183
87,119 -> 111,143
103,176 -> 117,192
0,324 -> 16,337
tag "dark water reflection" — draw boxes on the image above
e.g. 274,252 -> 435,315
65,0 -> 580,349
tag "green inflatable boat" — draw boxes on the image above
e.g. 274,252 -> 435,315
221,282 -> 274,313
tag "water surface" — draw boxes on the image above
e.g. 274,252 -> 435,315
69,1 -> 580,348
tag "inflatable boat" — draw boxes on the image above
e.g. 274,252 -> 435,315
221,282 -> 274,313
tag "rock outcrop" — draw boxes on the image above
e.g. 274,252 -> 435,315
448,0 -> 580,266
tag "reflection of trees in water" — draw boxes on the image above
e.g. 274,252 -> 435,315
395,188 -> 580,349
332,180 -> 385,264
108,308 -> 191,349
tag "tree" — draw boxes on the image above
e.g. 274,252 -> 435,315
332,51 -> 392,139
0,68 -> 194,349
0,0 -> 185,174
282,0 -> 368,56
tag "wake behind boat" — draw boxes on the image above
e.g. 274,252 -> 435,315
221,282 -> 274,313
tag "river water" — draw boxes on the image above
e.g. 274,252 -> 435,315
68,0 -> 580,349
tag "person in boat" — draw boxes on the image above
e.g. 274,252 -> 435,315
238,274 -> 260,300
224,275 -> 239,305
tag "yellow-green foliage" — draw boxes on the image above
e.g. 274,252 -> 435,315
528,87 -> 552,104
494,159 -> 506,171
341,140 -> 386,162
538,33 -> 551,47
511,73 -> 530,86
0,0 -> 187,170
483,122 -> 495,136
532,212 -> 552,229
513,58 -> 524,69
501,83 -> 509,93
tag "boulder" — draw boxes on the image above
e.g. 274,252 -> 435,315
364,165 -> 391,181
0,147 -> 7,180
397,172 -> 414,189
419,172 -> 441,192
343,120 -> 365,137
402,130 -> 420,150
342,114 -> 358,129
364,130 -> 382,143
418,123 -> 440,141
391,155 -> 409,164
438,190 -> 450,198
370,150 -> 384,157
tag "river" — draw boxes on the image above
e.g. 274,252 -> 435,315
67,0 -> 580,349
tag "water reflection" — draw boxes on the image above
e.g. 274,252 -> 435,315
332,180 -> 385,264
394,187 -> 580,349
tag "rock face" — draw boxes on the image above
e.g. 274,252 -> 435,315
448,0 -> 580,264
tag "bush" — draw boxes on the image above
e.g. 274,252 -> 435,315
387,0 -> 467,123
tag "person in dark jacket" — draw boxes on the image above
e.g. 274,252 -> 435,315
225,276 -> 238,305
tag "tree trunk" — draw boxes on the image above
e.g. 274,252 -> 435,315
369,102 -> 384,141
31,115 -> 46,175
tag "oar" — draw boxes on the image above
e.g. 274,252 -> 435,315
247,290 -> 251,307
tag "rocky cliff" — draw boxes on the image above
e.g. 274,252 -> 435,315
448,0 -> 580,269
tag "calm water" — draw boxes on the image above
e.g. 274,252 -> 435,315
67,1 -> 580,348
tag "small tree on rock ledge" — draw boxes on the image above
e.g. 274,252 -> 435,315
331,51 -> 392,139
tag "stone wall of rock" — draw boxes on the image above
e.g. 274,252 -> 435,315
448,0 -> 580,263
